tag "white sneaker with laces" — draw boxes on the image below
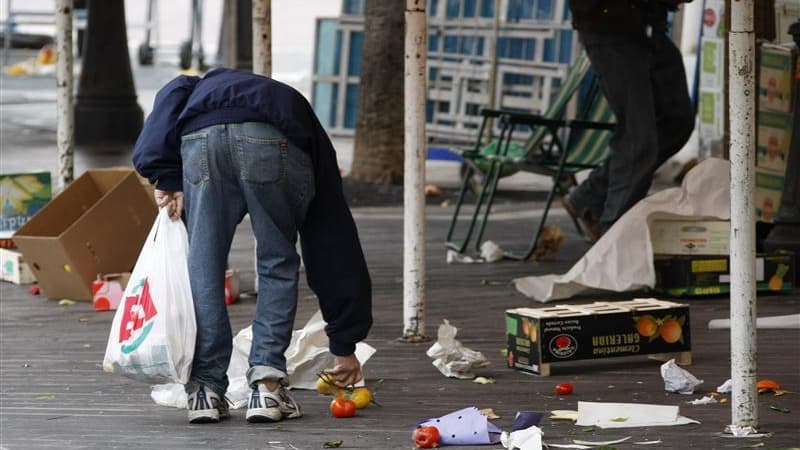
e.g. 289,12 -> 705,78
245,383 -> 302,423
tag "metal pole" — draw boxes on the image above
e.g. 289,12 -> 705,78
56,0 -> 74,190
402,0 -> 427,341
252,0 -> 271,76
728,0 -> 758,432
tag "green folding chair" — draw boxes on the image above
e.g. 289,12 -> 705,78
445,54 -> 615,261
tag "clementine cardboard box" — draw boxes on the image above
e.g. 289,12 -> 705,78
654,251 -> 795,296
13,169 -> 156,301
506,299 -> 691,376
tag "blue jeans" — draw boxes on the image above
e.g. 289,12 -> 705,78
181,122 -> 315,397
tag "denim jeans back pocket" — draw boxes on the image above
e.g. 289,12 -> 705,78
180,132 -> 209,186
236,136 -> 287,185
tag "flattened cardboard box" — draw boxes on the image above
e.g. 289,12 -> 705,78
654,252 -> 795,296
507,299 -> 691,376
13,169 -> 156,301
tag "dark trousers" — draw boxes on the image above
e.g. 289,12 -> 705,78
570,31 -> 695,228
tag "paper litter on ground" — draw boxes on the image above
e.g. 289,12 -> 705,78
514,158 -> 731,302
426,319 -> 489,379
501,425 -> 542,450
688,395 -> 718,405
661,358 -> 703,394
717,379 -> 733,393
576,401 -> 699,428
549,410 -> 579,421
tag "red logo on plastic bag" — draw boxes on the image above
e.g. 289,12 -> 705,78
118,278 -> 158,352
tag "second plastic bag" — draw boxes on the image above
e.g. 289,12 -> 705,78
103,208 -> 196,384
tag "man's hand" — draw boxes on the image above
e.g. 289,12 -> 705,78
324,354 -> 363,387
154,189 -> 184,221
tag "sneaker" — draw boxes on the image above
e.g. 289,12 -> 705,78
246,383 -> 302,423
187,386 -> 230,424
561,194 -> 604,243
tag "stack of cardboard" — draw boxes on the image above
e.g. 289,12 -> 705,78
756,43 -> 796,223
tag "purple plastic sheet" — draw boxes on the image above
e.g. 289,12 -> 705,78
418,407 -> 501,445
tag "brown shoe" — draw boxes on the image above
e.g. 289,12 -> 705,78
561,194 -> 604,243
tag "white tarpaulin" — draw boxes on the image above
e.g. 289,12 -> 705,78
514,158 -> 731,302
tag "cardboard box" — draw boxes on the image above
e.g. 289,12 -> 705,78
13,169 -> 157,301
506,299 -> 691,376
0,248 -> 36,284
755,167 -> 785,223
92,272 -> 131,311
0,172 -> 52,240
650,220 -> 730,256
225,269 -> 240,305
758,44 -> 795,113
654,252 -> 795,296
757,110 -> 793,173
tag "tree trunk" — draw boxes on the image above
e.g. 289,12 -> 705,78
349,0 -> 405,185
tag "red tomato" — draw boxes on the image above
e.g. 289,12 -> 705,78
330,397 -> 356,418
413,426 -> 441,448
555,382 -> 573,395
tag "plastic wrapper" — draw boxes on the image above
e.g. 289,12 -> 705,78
426,320 -> 489,379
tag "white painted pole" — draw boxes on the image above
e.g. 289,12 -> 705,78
224,0 -> 238,69
252,0 -> 271,77
252,0 -> 271,292
402,0 -> 427,341
728,0 -> 758,432
55,0 -> 74,190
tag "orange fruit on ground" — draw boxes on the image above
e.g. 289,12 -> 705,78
636,316 -> 658,337
757,379 -> 780,391
660,319 -> 683,343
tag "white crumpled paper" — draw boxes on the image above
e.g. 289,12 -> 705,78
501,425 -> 543,450
514,158 -> 731,302
426,320 -> 489,379
661,358 -> 703,394
446,240 -> 505,264
150,310 -> 375,409
717,379 -> 733,393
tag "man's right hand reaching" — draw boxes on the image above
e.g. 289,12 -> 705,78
324,354 -> 363,387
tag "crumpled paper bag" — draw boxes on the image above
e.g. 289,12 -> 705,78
661,358 -> 703,394
501,425 -> 543,450
426,320 -> 489,379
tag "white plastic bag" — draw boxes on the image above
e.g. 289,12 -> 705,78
103,208 -> 196,384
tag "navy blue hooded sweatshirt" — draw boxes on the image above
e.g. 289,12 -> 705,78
133,68 -> 371,356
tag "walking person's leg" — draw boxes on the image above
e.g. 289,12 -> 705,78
228,122 -> 315,422
182,124 -> 248,423
650,33 -> 695,164
568,33 -> 661,230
